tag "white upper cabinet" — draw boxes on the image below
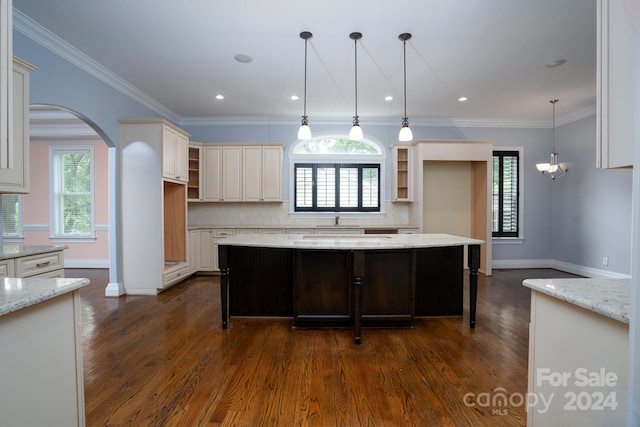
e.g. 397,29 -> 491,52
0,0 -> 12,171
202,146 -> 222,201
242,145 -> 283,202
162,125 -> 189,182
0,57 -> 36,193
596,0 -> 634,169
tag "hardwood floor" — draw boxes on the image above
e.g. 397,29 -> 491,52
68,268 -> 579,426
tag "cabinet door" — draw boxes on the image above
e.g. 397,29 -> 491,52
242,146 -> 262,201
0,0 -> 11,170
0,58 -> 34,193
198,230 -> 215,271
175,132 -> 189,182
222,146 -> 242,202
162,126 -> 177,179
261,146 -> 283,201
596,0 -> 634,168
202,146 -> 222,201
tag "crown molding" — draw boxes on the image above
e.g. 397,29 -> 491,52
14,8 -> 596,131
13,9 -> 181,123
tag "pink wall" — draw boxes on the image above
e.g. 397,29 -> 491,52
22,142 -> 110,267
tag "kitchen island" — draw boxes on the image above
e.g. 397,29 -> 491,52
218,233 -> 483,343
523,277 -> 629,426
0,276 -> 90,426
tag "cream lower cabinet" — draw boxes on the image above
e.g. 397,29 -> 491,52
0,289 -> 85,427
189,229 -> 215,272
0,249 -> 65,279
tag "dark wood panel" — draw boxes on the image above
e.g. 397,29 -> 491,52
362,250 -> 414,325
294,250 -> 352,326
415,246 -> 464,316
228,246 -> 294,316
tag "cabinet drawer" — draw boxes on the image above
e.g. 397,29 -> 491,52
163,263 -> 189,287
15,251 -> 64,278
28,269 -> 65,279
0,259 -> 15,278
213,229 -> 236,238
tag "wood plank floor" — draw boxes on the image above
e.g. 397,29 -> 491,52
69,268 -> 579,426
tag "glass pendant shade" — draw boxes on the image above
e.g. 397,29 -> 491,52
349,123 -> 363,141
399,121 -> 413,142
298,121 -> 311,140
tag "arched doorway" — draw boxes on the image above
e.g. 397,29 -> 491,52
27,104 -> 121,295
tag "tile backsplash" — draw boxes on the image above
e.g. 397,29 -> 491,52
188,201 -> 411,228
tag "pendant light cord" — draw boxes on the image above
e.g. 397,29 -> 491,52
303,36 -> 308,120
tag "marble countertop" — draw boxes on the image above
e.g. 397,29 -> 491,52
188,225 -> 419,231
523,277 -> 630,324
216,233 -> 484,250
0,277 -> 90,317
0,244 -> 67,261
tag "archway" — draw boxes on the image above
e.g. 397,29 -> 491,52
28,104 -> 122,295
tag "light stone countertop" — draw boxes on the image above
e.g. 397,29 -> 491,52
0,277 -> 90,317
522,277 -> 630,324
216,233 -> 484,250
0,244 -> 68,260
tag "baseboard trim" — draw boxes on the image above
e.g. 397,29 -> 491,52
492,258 -> 630,279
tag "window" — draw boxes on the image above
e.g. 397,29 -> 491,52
492,150 -> 519,237
2,194 -> 22,238
291,137 -> 384,213
50,147 -> 94,238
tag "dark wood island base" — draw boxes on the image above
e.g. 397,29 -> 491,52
218,234 -> 482,344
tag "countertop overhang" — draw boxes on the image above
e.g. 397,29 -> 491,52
0,277 -> 90,317
523,277 -> 630,324
216,233 -> 484,250
0,244 -> 68,260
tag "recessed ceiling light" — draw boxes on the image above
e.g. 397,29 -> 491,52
234,54 -> 253,64
545,58 -> 567,68
384,96 -> 393,101
290,95 -> 300,101
215,94 -> 224,100
458,96 -> 468,102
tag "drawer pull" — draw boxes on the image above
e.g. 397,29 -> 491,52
36,261 -> 51,267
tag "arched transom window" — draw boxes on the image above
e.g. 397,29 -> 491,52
290,136 -> 385,213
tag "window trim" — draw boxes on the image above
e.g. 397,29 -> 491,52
49,145 -> 96,240
492,146 -> 524,240
289,134 -> 386,216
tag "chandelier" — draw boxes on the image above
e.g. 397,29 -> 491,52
536,99 -> 573,180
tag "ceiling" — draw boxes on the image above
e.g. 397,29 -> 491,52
14,0 -> 596,129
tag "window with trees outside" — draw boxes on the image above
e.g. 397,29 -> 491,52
292,137 -> 383,213
1,194 -> 22,238
492,150 -> 520,237
50,147 -> 95,239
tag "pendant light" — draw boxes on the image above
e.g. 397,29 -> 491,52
349,32 -> 363,141
297,31 -> 313,140
536,99 -> 573,180
398,33 -> 413,142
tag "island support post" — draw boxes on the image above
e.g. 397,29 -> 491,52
468,244 -> 480,328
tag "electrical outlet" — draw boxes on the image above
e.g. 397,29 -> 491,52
602,257 -> 609,266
